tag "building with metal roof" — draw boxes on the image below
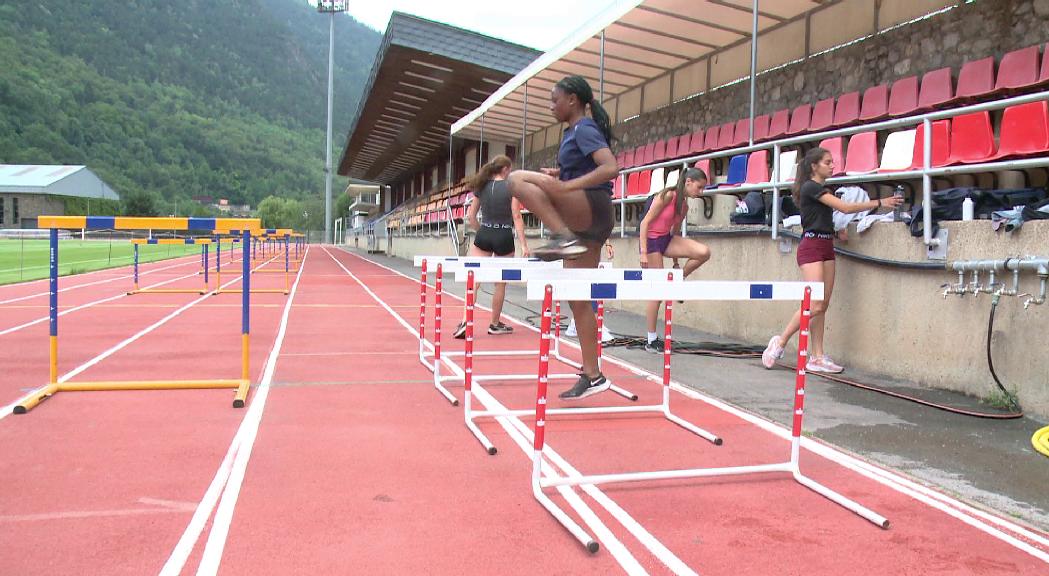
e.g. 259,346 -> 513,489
336,12 -> 539,211
0,165 -> 120,228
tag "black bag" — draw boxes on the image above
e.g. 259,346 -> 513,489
909,187 -> 978,237
976,188 -> 1047,217
635,193 -> 659,235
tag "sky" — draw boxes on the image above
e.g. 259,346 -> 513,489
312,0 -> 619,50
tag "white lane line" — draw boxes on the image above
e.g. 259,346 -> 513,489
331,249 -> 696,570
340,248 -> 1049,566
159,248 -> 309,576
0,255 -> 202,305
0,269 -> 202,337
0,263 -> 262,422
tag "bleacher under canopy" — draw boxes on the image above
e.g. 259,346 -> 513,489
451,0 -> 958,145
336,12 -> 539,185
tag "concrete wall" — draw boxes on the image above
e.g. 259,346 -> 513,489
0,193 -> 65,228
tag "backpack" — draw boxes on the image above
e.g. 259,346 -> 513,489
909,187 -> 977,237
730,190 -> 766,225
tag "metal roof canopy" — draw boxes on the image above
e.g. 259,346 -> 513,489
451,0 -> 956,145
337,12 -> 539,184
0,165 -> 120,200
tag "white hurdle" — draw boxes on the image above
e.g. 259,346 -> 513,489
456,266 -> 682,454
414,256 -> 561,406
526,275 -> 889,554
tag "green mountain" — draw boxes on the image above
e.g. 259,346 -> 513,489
0,0 -> 381,224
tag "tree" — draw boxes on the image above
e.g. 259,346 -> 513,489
122,189 -> 160,216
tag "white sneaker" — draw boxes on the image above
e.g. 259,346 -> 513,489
807,356 -> 844,374
600,326 -> 614,342
761,335 -> 784,369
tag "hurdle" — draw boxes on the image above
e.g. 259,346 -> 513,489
211,229 -> 290,295
523,276 -> 887,552
127,237 -> 213,295
13,216 -> 261,414
457,266 -> 683,454
413,256 -> 641,408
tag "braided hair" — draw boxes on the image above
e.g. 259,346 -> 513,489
555,75 -> 614,144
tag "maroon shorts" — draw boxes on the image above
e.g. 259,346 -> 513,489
646,233 -> 673,254
796,236 -> 835,266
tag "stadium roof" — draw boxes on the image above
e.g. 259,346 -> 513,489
451,0 -> 957,145
0,165 -> 120,200
336,12 -> 540,184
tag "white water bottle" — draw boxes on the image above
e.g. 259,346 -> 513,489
962,197 -> 974,221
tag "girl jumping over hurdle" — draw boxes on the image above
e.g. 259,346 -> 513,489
453,155 -> 530,339
506,75 -> 619,400
761,147 -> 902,373
638,167 -> 711,353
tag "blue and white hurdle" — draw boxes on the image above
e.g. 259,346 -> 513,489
414,256 -> 561,406
523,274 -> 888,553
456,266 -> 681,454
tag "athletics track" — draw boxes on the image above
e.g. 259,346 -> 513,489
0,246 -> 1046,575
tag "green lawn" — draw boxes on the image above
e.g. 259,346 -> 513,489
0,239 -> 202,285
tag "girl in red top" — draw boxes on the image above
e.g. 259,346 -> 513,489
638,167 -> 711,352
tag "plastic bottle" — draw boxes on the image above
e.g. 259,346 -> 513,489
962,197 -> 974,221
893,185 -> 904,222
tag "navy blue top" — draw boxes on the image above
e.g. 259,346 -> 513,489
557,117 -> 612,194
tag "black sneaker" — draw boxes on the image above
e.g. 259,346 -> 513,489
558,373 -> 611,400
487,322 -> 513,335
644,339 -> 665,354
531,232 -> 588,262
452,320 -> 467,340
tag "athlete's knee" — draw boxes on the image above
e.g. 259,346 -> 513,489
506,170 -> 529,195
691,244 -> 711,262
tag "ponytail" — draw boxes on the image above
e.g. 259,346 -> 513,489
555,75 -> 614,144
658,167 -> 708,217
793,147 -> 828,204
467,154 -> 512,193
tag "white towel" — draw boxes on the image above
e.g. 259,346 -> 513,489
832,186 -> 870,231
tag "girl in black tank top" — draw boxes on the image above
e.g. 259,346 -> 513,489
761,147 -> 903,375
451,155 -> 529,340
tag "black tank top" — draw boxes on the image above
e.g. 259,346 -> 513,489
477,180 -> 512,226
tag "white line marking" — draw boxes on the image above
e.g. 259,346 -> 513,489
327,249 -> 656,575
158,248 -> 309,576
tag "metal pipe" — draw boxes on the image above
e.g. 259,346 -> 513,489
748,0 -> 758,146
922,118 -> 934,247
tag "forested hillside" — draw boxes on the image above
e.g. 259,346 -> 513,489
0,0 -> 380,224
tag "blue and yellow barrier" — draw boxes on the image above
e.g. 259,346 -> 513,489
13,218 -> 258,413
127,238 -> 214,295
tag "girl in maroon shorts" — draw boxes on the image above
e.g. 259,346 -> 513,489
761,147 -> 902,373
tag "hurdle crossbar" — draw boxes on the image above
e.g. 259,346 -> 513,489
128,239 -> 212,295
13,218 -> 258,413
211,233 -> 290,295
525,277 -> 887,552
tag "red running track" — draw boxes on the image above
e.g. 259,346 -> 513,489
1,246 -> 1046,574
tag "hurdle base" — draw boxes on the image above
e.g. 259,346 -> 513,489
127,289 -> 209,295
214,289 -> 288,295
13,380 -> 250,413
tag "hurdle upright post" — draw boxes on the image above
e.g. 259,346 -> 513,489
531,284 -> 599,553
432,264 -> 458,406
235,228 -> 250,407
204,243 -> 210,290
464,271 -> 496,454
49,227 -> 59,386
596,300 -> 605,366
419,259 -> 427,362
285,235 -> 290,294
132,243 -> 139,292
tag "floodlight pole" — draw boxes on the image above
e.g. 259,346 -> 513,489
319,1 -> 346,244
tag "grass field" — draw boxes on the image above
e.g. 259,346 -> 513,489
0,239 -> 202,284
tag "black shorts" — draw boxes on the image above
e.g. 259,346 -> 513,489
474,226 -> 515,256
572,188 -> 614,245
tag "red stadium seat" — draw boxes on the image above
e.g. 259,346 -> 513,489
832,92 -> 860,127
703,126 -> 720,151
858,84 -> 888,121
641,143 -> 656,165
787,104 -> 812,135
810,97 -> 835,132
626,172 -> 641,196
653,139 -> 668,162
946,112 -> 996,165
638,170 -> 652,195
732,118 -> 749,146
693,158 -> 712,180
678,134 -> 692,157
612,174 -> 624,199
955,57 -> 995,100
689,129 -> 707,154
818,137 -> 845,176
910,120 -> 951,168
918,67 -> 954,110
994,45 -> 1041,92
623,148 -> 636,168
665,136 -> 679,160
768,109 -> 790,139
843,131 -> 879,175
888,76 -> 919,117
752,114 -> 770,142
716,122 -> 736,150
745,149 -> 769,184
1040,43 -> 1049,85
991,101 -> 1049,159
